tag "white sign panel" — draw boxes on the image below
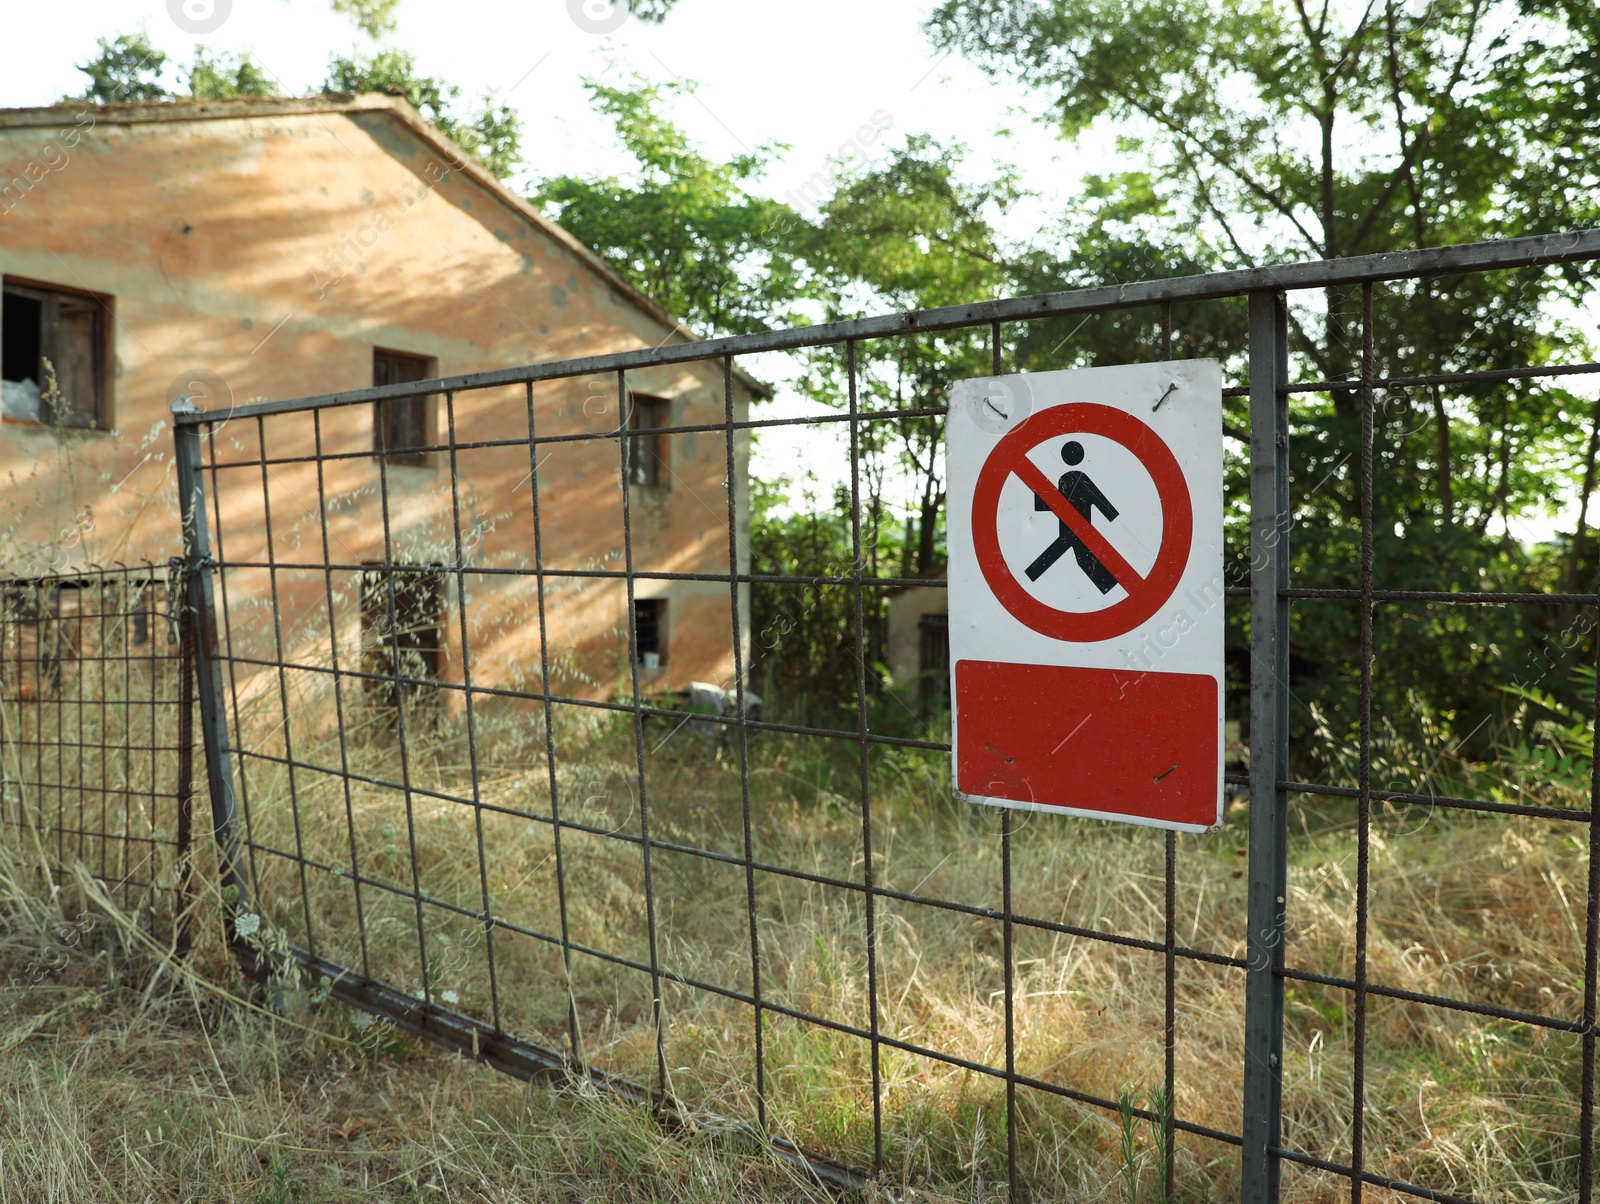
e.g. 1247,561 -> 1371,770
946,361 -> 1225,831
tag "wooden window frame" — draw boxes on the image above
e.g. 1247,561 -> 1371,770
627,394 -> 671,489
2,277 -> 113,430
372,348 -> 437,466
633,598 -> 668,667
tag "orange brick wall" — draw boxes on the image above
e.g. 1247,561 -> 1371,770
0,99 -> 754,706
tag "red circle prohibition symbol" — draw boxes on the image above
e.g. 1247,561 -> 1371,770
973,403 -> 1193,643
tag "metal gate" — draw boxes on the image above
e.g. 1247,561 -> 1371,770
168,229 -> 1600,1202
0,566 -> 197,949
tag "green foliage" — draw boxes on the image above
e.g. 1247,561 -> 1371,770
532,75 -> 814,337
186,48 -> 280,100
803,136 -> 1020,577
924,0 -> 1600,767
77,35 -> 280,104
747,476 -> 884,724
75,32 -> 168,104
1502,665 -> 1595,794
331,0 -> 401,38
323,49 -> 523,178
627,0 -> 682,20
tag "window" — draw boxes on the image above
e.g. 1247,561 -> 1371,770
918,612 -> 950,710
628,394 -> 671,488
129,600 -> 149,648
2,281 -> 108,428
359,564 -> 444,710
1,582 -> 77,696
633,598 -> 667,668
372,349 -> 435,465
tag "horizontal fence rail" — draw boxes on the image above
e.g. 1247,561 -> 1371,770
0,230 -> 1578,1201
172,228 -> 1600,426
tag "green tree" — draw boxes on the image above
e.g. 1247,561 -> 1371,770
532,76 -> 815,337
186,49 -> 280,99
928,0 -> 1600,765
805,136 -> 1019,578
332,0 -> 401,38
75,32 -> 168,104
324,49 -> 522,178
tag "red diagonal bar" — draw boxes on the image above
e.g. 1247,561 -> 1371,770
1009,453 -> 1146,592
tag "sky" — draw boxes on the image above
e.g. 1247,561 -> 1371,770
1,0 -> 1097,511
0,0 -> 1083,228
2,1 -> 1582,539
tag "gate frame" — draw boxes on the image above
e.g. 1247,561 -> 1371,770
172,228 -> 1600,1202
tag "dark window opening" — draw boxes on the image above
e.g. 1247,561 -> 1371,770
917,612 -> 950,709
360,564 -> 444,711
3,281 -> 108,428
2,583 -> 72,696
373,349 -> 435,465
129,602 -> 149,648
633,598 -> 667,668
628,394 -> 670,488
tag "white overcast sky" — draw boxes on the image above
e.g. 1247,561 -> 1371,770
1,0 -> 1106,511
5,0 -> 1575,538
0,0 -> 1089,224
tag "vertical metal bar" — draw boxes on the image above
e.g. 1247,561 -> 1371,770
373,405 -> 433,1004
174,575 -> 195,956
1160,301 -> 1178,1204
255,415 -> 317,956
145,573 -> 159,903
73,576 -> 85,868
523,380 -> 581,1062
1581,368 -> 1600,1204
172,414 -> 248,919
312,410 -> 371,979
1241,290 -> 1290,1204
51,581 -> 62,859
846,338 -> 885,1174
617,368 -> 668,1097
45,579 -> 57,865
151,570 -> 165,895
1350,282 -> 1376,1202
206,427 -> 263,903
48,580 -> 59,865
722,355 -> 766,1131
120,569 -> 135,902
993,320 -> 1020,1200
443,388 -> 503,1032
96,576 -> 109,884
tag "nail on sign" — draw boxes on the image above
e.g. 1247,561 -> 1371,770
946,362 -> 1225,831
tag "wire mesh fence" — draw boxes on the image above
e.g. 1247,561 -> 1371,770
0,565 -> 196,946
0,230 -> 1593,1200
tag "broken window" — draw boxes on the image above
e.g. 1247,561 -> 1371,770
360,563 -> 444,712
627,394 -> 671,488
372,349 -> 434,465
633,598 -> 667,668
2,281 -> 108,428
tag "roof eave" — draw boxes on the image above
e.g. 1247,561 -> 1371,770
0,94 -> 773,399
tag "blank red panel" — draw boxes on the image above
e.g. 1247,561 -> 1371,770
954,660 -> 1219,827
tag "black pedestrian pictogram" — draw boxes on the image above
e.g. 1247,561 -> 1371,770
1026,440 -> 1120,592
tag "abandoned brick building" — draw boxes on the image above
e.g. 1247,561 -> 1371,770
0,94 -> 763,705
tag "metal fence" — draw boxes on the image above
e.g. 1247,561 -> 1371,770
0,566 -> 196,946
11,227 -> 1582,1201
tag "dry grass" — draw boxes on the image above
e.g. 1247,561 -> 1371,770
1,611 -> 1593,1201
0,843 -> 869,1203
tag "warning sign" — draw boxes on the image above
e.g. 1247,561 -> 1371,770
946,362 -> 1224,831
